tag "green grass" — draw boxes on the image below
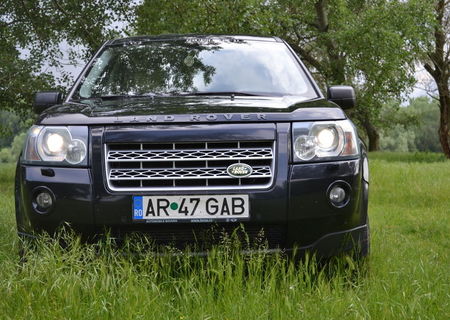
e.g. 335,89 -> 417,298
369,151 -> 447,163
0,154 -> 449,319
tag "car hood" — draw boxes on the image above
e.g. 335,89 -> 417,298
38,96 -> 347,125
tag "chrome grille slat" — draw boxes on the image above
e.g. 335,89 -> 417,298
105,140 -> 275,191
109,166 -> 272,180
107,148 -> 273,162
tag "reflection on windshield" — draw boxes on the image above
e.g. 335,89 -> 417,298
75,38 -> 316,99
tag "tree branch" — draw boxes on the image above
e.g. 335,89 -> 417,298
314,0 -> 329,32
289,41 -> 323,72
424,62 -> 437,78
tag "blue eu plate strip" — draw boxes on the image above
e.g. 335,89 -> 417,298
133,196 -> 144,220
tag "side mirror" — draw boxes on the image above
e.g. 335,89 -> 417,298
33,91 -> 64,114
327,86 -> 356,109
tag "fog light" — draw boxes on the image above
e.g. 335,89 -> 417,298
329,186 -> 346,204
36,192 -> 53,209
32,187 -> 55,214
327,181 -> 351,208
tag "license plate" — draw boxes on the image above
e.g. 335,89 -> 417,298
132,195 -> 249,223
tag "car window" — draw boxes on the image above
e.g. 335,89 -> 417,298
75,38 -> 318,99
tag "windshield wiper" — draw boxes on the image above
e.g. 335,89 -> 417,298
178,91 -> 274,97
76,93 -> 160,101
75,91 -> 276,102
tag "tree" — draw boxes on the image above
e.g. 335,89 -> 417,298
0,111 -> 33,148
379,97 -> 441,153
134,0 -> 430,151
423,0 -> 450,158
2,0 -> 136,59
0,28 -> 54,133
409,97 -> 442,152
0,132 -> 27,163
0,0 -> 137,120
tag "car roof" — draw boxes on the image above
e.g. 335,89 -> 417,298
108,34 -> 282,46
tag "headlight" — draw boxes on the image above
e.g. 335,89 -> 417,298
23,126 -> 88,166
292,120 -> 358,162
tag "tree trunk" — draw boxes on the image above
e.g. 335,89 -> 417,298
423,0 -> 450,159
437,86 -> 450,158
314,0 -> 347,84
362,119 -> 380,151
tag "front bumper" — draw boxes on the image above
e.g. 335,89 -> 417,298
18,224 -> 369,259
15,156 -> 369,257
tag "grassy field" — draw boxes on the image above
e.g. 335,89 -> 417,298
0,153 -> 449,319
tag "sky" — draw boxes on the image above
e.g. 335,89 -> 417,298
411,67 -> 434,99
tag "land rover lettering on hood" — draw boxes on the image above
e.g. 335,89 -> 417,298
16,35 -> 369,258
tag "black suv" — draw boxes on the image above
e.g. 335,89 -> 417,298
15,35 -> 370,258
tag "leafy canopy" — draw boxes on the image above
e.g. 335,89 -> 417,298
135,0 -> 432,150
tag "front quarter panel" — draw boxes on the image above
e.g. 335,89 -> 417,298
16,165 -> 95,236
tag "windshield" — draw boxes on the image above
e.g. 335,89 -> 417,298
72,38 -> 318,99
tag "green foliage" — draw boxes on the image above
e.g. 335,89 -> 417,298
134,0 -> 434,150
380,97 -> 441,153
0,132 -> 26,164
380,126 -> 417,152
0,155 -> 448,319
2,0 -> 136,58
0,39 -> 55,119
0,163 -> 15,183
0,111 -> 23,147
0,0 -> 137,119
134,0 -> 269,36
408,97 -> 442,152
0,0 -> 442,154
0,149 -> 11,164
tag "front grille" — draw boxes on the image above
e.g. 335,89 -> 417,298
105,141 -> 275,191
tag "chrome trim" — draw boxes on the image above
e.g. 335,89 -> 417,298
107,148 -> 273,162
226,163 -> 253,178
109,166 -> 271,180
105,141 -> 276,192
